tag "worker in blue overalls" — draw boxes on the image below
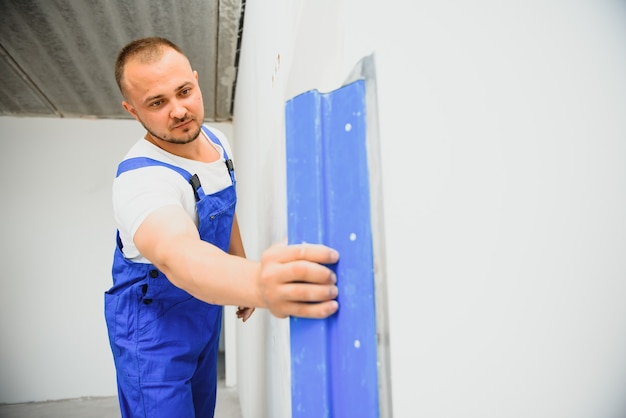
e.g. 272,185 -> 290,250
105,37 -> 340,417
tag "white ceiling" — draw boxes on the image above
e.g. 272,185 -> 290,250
0,0 -> 245,121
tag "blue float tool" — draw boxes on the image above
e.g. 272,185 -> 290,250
286,79 -> 379,418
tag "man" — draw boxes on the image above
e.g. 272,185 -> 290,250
104,37 -> 339,418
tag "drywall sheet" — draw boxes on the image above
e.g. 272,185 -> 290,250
286,79 -> 379,418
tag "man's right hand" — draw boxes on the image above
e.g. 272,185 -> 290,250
258,241 -> 339,319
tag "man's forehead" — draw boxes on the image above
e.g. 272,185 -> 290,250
124,51 -> 191,87
129,47 -> 187,68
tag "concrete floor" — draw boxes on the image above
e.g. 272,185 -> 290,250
0,353 -> 243,418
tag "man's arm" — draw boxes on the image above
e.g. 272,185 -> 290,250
228,213 -> 255,321
228,213 -> 246,257
133,205 -> 339,318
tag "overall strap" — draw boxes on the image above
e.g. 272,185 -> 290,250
202,125 -> 235,184
116,157 -> 193,180
116,125 -> 234,201
116,157 -> 204,201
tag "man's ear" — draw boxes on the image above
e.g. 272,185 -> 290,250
122,101 -> 138,120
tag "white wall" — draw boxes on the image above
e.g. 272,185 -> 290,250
377,2 -> 626,418
0,117 -> 232,403
232,1 -> 626,418
0,117 -> 140,402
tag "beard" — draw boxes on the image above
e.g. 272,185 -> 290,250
142,117 -> 202,145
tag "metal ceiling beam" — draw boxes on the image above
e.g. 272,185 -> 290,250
0,0 -> 244,121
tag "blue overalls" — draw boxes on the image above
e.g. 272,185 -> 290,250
105,126 -> 236,418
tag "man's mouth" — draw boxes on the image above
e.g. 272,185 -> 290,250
173,119 -> 193,129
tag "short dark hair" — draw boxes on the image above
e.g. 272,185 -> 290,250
115,37 -> 184,97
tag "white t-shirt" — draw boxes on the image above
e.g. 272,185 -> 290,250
112,126 -> 235,263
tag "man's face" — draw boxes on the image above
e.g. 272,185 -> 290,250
121,48 -> 205,145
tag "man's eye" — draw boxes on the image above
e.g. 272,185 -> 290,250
181,88 -> 190,96
150,101 -> 162,107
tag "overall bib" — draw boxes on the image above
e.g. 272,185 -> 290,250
105,127 -> 236,418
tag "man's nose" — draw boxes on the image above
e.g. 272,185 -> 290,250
170,99 -> 187,120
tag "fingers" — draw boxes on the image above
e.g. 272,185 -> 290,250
271,300 -> 339,319
260,257 -> 337,292
283,259 -> 337,285
259,241 -> 340,319
264,241 -> 339,266
276,280 -> 339,303
236,306 -> 255,322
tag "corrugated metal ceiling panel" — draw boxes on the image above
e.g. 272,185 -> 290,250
0,0 -> 243,121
